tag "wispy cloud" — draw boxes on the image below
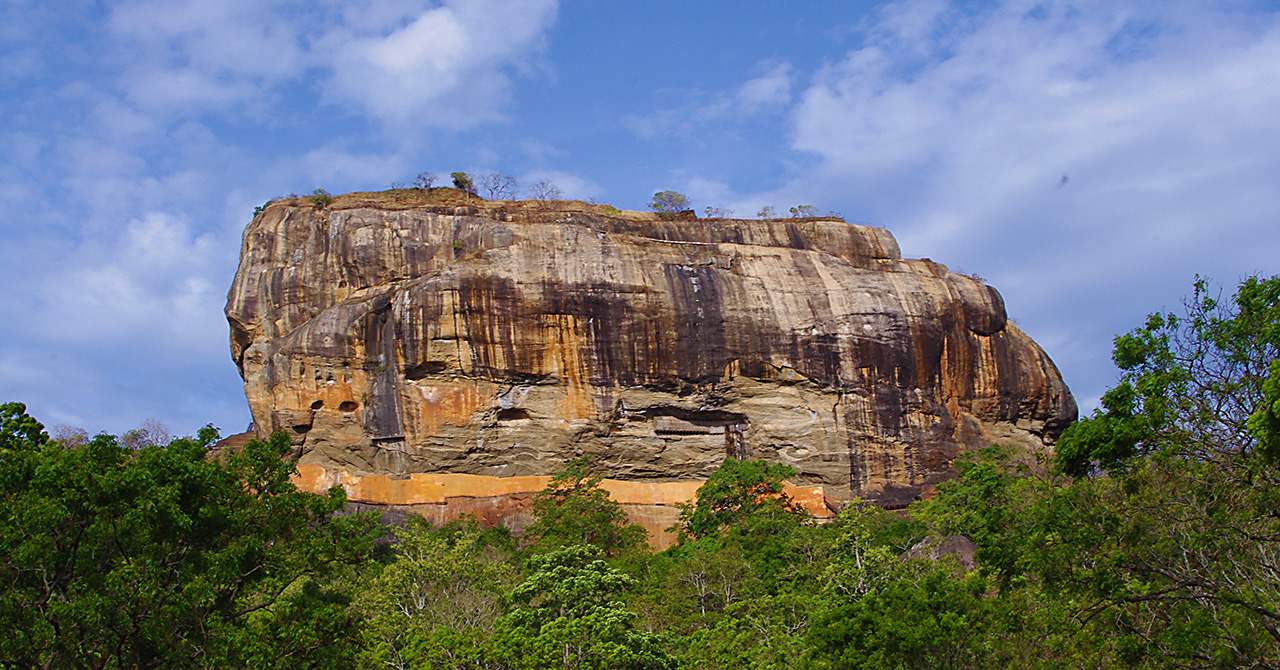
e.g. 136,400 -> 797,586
624,61 -> 795,139
737,63 -> 794,110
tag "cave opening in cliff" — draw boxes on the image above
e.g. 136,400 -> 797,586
496,407 -> 532,422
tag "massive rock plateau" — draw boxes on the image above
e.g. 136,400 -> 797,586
226,189 -> 1075,534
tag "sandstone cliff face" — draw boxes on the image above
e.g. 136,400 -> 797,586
226,191 -> 1075,506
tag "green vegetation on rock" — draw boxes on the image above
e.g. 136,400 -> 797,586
649,190 -> 690,218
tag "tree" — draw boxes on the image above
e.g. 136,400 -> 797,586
357,517 -> 516,670
1247,358 -> 1280,461
789,205 -> 817,218
649,191 -> 691,218
48,423 -> 89,448
525,457 -> 647,556
1056,275 -> 1280,475
822,503 -> 912,601
756,206 -> 777,219
528,179 -> 564,204
413,171 -> 438,190
451,172 -> 476,197
309,188 -> 334,209
491,545 -> 676,670
806,568 -> 992,670
675,459 -> 804,542
120,417 -> 172,449
0,403 -> 382,669
478,172 -> 518,200
929,275 -> 1280,666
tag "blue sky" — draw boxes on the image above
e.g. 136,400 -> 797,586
2,0 -> 1278,437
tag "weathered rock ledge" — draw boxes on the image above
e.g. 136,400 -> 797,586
227,189 -> 1076,521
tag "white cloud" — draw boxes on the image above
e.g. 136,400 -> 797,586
108,0 -> 307,111
737,63 -> 793,110
106,0 -> 558,131
2,0 -> 558,436
0,206 -> 242,435
324,0 -> 558,130
519,138 -> 566,163
782,0 -> 1280,409
298,145 -> 410,189
622,99 -> 732,139
35,213 -> 224,347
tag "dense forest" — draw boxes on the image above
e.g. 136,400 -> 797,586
3,275 -> 1279,669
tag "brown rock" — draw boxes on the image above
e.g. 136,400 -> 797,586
227,191 -> 1075,513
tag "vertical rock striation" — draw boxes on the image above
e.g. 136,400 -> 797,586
227,191 -> 1075,509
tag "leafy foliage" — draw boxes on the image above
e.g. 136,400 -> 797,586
309,188 -> 334,209
1056,274 -> 1280,474
928,275 -> 1280,667
525,457 -> 647,556
807,567 -> 991,670
493,544 -> 676,670
1248,358 -> 1280,461
357,517 -> 516,669
452,171 -> 476,196
0,404 -> 382,669
648,190 -> 690,218
676,458 -> 804,541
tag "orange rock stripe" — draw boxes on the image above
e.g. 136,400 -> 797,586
293,462 -> 832,517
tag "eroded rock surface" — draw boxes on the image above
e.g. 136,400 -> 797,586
227,191 -> 1075,506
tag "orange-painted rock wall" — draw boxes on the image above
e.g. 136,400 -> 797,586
293,462 -> 832,549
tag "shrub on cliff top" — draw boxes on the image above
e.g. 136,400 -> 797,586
412,171 -> 437,190
309,188 -> 334,209
650,190 -> 691,219
451,172 -> 476,197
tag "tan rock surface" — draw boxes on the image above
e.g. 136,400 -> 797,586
227,190 -> 1075,512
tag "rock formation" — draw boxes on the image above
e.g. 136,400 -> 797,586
226,189 -> 1075,523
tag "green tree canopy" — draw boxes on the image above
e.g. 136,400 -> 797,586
452,171 -> 476,196
1056,274 -> 1280,475
492,544 -> 676,670
924,275 -> 1280,666
0,403 -> 382,669
525,457 -> 647,556
675,458 -> 804,542
357,516 -> 516,670
648,191 -> 690,217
